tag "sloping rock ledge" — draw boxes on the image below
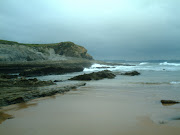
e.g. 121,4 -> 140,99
69,70 -> 116,81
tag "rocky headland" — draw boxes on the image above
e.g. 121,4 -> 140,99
0,40 -> 93,62
0,39 -> 95,107
0,39 -> 139,108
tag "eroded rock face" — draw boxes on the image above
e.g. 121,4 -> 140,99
0,74 -> 18,79
0,82 -> 86,107
20,66 -> 84,77
52,42 -> 93,60
0,77 -> 54,87
0,40 -> 93,61
69,70 -> 116,81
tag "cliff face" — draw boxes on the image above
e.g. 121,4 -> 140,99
52,42 -> 93,60
0,40 -> 93,61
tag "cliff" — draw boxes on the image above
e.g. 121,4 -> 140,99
0,40 -> 93,61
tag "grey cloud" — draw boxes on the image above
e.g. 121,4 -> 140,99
0,0 -> 180,60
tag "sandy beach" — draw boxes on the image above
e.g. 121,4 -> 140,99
0,73 -> 180,135
1,0 -> 180,134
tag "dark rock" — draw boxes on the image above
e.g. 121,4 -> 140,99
28,78 -> 38,82
96,67 -> 115,69
19,66 -> 84,77
0,59 -> 93,74
8,97 -> 26,104
69,70 -> 116,81
161,100 -> 180,105
13,78 -> 54,87
0,82 -> 86,107
0,74 -> 18,79
121,71 -> 140,76
0,77 -> 54,87
173,118 -> 180,120
54,80 -> 63,82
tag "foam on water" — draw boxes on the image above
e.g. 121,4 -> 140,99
84,62 -> 180,72
160,62 -> 180,66
170,81 -> 180,85
139,62 -> 149,65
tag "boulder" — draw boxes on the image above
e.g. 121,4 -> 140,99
54,80 -> 63,82
69,70 -> 116,81
121,71 -> 140,76
161,100 -> 180,105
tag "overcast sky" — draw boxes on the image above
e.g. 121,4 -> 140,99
0,0 -> 180,60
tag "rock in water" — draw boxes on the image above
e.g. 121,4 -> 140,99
121,71 -> 140,76
69,70 -> 116,81
161,100 -> 180,105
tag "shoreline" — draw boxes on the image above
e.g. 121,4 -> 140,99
0,78 -> 180,135
1,60 -> 180,131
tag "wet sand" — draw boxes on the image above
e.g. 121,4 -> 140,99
0,77 -> 180,135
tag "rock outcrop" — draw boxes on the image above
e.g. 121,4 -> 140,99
0,82 -> 86,107
161,100 -> 180,105
0,40 -> 93,61
49,42 -> 93,60
69,70 -> 116,81
19,66 -> 84,77
121,71 -> 140,76
0,77 -> 54,87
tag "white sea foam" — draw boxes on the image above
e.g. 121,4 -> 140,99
159,62 -> 180,66
91,63 -> 113,68
84,63 -> 180,72
139,62 -> 148,65
170,81 -> 180,84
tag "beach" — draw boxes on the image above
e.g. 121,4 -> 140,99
0,61 -> 180,135
1,0 -> 180,134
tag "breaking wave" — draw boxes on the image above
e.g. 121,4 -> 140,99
159,62 -> 180,66
84,62 -> 180,72
139,62 -> 149,65
170,81 -> 180,84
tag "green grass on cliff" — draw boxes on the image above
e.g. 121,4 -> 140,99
0,39 -> 77,48
0,40 -> 19,45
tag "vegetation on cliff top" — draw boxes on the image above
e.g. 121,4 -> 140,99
0,39 -> 93,60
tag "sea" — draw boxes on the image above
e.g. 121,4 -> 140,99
0,60 -> 180,135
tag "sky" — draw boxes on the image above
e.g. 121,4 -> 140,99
0,0 -> 180,60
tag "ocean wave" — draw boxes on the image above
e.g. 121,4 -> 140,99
91,63 -> 114,68
139,62 -> 149,65
132,82 -> 180,85
84,63 -> 180,72
159,62 -> 180,66
84,63 -> 115,72
170,81 -> 180,84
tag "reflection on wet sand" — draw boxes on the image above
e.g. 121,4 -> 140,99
0,78 -> 180,135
